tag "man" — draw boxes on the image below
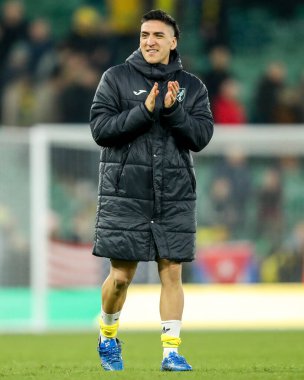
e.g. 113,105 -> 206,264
90,9 -> 214,372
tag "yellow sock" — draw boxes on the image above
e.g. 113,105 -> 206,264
161,334 -> 182,348
99,318 -> 119,339
161,334 -> 182,358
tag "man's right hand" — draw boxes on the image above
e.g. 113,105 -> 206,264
145,83 -> 159,112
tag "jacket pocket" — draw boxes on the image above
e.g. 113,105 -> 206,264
180,151 -> 196,193
115,143 -> 132,192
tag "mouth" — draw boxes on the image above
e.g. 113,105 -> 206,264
146,49 -> 158,54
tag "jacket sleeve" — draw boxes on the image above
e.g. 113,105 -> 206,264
160,83 -> 214,152
90,69 -> 154,147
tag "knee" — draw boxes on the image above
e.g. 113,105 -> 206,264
112,275 -> 132,292
159,262 -> 182,287
109,260 -> 137,293
161,274 -> 181,288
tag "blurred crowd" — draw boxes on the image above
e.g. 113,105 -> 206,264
0,1 -> 114,126
197,152 -> 304,283
200,46 -> 304,125
1,0 -> 304,126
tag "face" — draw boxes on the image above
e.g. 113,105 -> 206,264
140,20 -> 177,65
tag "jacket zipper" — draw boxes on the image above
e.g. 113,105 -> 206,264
115,143 -> 132,192
181,152 -> 196,193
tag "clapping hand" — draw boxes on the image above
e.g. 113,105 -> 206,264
164,81 -> 179,108
145,83 -> 159,112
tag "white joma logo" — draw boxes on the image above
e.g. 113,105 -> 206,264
133,90 -> 147,95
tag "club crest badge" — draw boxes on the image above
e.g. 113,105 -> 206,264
176,88 -> 186,102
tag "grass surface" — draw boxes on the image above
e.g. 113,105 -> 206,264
0,331 -> 304,379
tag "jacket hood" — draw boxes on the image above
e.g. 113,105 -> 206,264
126,48 -> 183,81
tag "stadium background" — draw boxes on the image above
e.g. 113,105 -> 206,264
0,0 -> 304,332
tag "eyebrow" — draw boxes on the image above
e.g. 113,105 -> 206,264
141,31 -> 166,36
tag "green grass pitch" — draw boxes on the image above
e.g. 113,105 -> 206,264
1,331 -> 304,379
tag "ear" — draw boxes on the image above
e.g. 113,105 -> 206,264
170,36 -> 177,50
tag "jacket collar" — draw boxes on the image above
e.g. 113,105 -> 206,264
126,48 -> 183,80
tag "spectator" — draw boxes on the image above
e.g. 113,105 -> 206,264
252,62 -> 286,123
255,167 -> 283,247
281,221 -> 304,282
261,221 -> 304,283
106,0 -> 143,64
212,77 -> 247,125
274,86 -> 302,124
1,44 -> 34,126
0,0 -> 28,68
33,66 -> 63,123
211,149 -> 252,236
207,177 -> 237,236
58,55 -> 99,123
64,6 -> 114,71
201,45 -> 232,105
27,18 -> 56,81
0,0 -> 29,121
200,0 -> 230,52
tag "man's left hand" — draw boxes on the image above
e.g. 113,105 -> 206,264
164,81 -> 179,108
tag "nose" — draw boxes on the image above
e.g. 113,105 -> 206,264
146,35 -> 156,46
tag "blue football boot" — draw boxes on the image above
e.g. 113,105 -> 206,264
97,337 -> 124,371
161,351 -> 192,371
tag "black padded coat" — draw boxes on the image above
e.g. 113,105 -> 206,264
90,49 -> 214,262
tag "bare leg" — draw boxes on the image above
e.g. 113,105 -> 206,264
102,259 -> 138,314
158,259 -> 192,371
158,259 -> 184,320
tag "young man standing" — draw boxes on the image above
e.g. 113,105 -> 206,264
90,9 -> 214,371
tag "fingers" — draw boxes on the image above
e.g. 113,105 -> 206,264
151,82 -> 159,97
147,81 -> 179,111
167,91 -> 175,103
168,81 -> 179,97
164,81 -> 179,108
145,82 -> 159,112
149,82 -> 159,100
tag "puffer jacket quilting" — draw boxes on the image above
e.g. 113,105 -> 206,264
90,49 -> 214,262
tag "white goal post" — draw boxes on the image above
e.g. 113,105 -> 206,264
29,125 -> 100,331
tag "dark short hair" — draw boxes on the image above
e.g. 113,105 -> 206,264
141,9 -> 180,41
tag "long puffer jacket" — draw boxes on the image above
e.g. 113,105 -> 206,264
90,49 -> 214,262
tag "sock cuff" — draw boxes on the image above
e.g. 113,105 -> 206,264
161,320 -> 182,324
101,310 -> 121,325
161,334 -> 182,348
161,320 -> 182,337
